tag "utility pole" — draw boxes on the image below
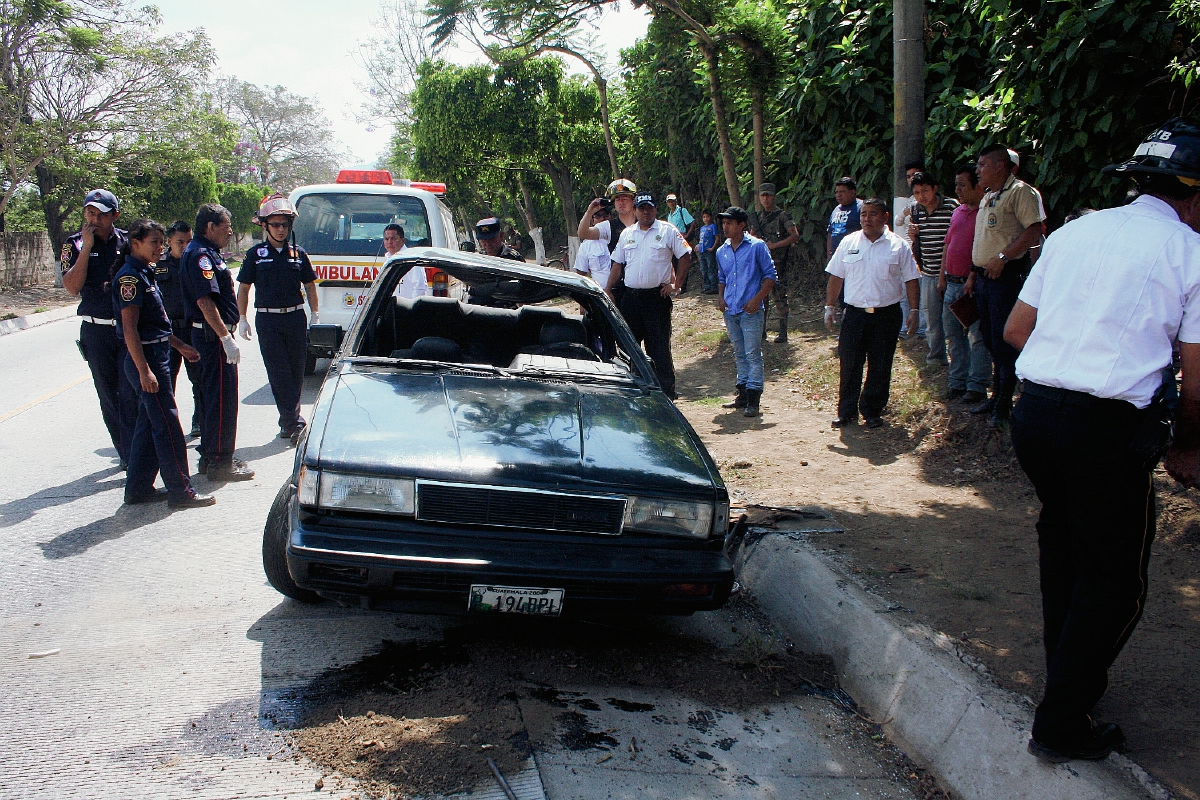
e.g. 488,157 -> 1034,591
893,0 -> 925,199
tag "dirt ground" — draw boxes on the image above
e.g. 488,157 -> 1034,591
287,598 -> 947,799
668,288 -> 1200,800
0,285 -> 74,319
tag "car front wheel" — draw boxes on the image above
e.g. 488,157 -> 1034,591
263,481 -> 322,603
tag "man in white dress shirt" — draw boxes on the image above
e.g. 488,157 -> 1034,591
385,224 -> 429,300
606,192 -> 691,399
824,197 -> 920,428
1004,118 -> 1200,764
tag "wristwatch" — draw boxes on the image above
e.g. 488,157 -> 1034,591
997,252 -> 1009,262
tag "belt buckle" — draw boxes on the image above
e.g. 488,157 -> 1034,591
865,307 -> 875,314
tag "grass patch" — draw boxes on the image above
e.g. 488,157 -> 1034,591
33,306 -> 48,314
694,395 -> 727,406
951,582 -> 995,602
0,312 -> 17,320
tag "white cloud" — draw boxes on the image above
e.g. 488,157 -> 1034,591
153,0 -> 650,171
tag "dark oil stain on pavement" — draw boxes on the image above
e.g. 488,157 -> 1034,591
606,697 -> 655,712
557,710 -> 619,751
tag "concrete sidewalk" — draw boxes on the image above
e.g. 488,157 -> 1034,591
0,303 -> 76,336
734,522 -> 1172,800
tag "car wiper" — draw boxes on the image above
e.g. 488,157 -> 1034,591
346,356 -> 509,376
511,366 -> 633,384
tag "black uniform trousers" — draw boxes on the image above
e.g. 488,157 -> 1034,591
620,288 -> 676,399
1010,388 -> 1156,749
837,303 -> 902,421
122,342 -> 194,500
191,324 -> 239,463
975,265 -> 1024,417
79,320 -> 136,464
169,318 -> 203,429
255,309 -> 308,431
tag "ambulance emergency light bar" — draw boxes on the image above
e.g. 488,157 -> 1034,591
333,170 -> 447,197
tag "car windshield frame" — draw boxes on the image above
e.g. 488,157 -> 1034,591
341,252 -> 660,390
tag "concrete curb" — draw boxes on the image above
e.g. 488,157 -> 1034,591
0,304 -> 76,336
736,529 -> 1171,800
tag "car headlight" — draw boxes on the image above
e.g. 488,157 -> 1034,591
306,469 -> 415,515
624,497 -> 714,538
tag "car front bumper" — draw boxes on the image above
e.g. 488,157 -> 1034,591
286,513 -> 734,615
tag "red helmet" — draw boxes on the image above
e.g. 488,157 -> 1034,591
254,193 -> 297,223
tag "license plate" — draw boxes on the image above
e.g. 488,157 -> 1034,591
468,585 -> 564,616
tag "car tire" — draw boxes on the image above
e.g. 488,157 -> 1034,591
263,482 -> 322,603
304,350 -> 318,376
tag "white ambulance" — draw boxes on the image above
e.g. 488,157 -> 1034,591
289,169 -> 459,372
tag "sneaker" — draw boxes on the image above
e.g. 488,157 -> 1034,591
207,459 -> 256,481
1028,723 -> 1125,764
124,488 -> 168,505
168,491 -> 217,509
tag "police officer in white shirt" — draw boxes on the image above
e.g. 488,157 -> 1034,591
824,197 -> 920,428
1004,118 -> 1200,764
606,192 -> 692,399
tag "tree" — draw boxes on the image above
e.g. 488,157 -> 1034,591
214,78 -> 343,190
218,183 -> 269,236
0,0 -> 213,247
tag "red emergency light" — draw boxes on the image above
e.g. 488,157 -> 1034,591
336,169 -> 394,185
407,181 -> 447,197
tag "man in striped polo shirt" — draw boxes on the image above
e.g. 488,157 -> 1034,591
908,172 -> 958,364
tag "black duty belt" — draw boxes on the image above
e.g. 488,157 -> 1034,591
945,275 -> 968,284
1020,381 -> 1136,413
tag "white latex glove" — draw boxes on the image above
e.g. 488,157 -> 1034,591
824,305 -> 838,332
220,334 -> 241,365
309,310 -> 319,325
237,315 -> 252,340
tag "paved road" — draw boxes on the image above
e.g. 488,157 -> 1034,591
0,314 -> 920,799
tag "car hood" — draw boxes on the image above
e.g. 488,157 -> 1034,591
312,368 -> 716,494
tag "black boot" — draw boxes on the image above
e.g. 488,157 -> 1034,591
774,316 -> 788,344
722,384 -> 747,409
744,389 -> 762,417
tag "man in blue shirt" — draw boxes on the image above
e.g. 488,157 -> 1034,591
827,177 -> 863,259
716,206 -> 776,417
696,209 -> 719,294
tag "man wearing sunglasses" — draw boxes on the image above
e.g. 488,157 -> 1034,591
236,194 -> 319,442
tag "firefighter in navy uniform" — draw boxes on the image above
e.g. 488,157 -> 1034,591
156,220 -> 203,438
112,219 -> 214,508
59,188 -> 137,467
236,194 -> 319,442
180,203 -> 255,481
475,217 -> 525,261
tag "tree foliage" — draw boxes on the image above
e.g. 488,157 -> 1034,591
218,182 -> 270,235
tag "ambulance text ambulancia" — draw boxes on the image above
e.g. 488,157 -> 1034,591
290,170 -> 457,372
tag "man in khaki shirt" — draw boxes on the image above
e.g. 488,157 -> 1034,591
970,143 -> 1046,427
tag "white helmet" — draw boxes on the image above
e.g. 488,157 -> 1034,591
254,192 -> 297,223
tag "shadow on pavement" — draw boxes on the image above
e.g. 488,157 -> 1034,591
0,466 -> 124,529
37,501 -> 174,559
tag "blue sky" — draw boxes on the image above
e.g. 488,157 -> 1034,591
152,0 -> 651,168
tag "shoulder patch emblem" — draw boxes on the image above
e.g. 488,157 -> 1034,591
198,255 -> 213,271
59,242 -> 73,269
201,269 -> 215,280
257,246 -> 269,258
118,275 -> 138,302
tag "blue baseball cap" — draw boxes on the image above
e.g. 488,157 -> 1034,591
84,189 -> 119,213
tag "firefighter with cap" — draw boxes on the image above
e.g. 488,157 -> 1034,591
1003,118 -> 1200,764
181,203 -> 255,481
60,188 -> 137,468
475,217 -> 525,261
236,193 -> 319,442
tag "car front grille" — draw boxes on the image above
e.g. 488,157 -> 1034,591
416,481 -> 626,535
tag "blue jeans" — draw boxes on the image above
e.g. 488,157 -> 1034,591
699,250 -> 718,292
941,281 -> 992,392
725,310 -> 765,390
921,274 -> 946,362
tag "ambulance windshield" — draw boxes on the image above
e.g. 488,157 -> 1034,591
294,193 -> 433,257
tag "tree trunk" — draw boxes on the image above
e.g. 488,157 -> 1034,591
596,77 -> 619,180
35,163 -> 68,257
515,173 -> 545,264
700,42 -> 741,208
540,155 -> 579,269
666,117 -> 682,197
751,84 -> 765,210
